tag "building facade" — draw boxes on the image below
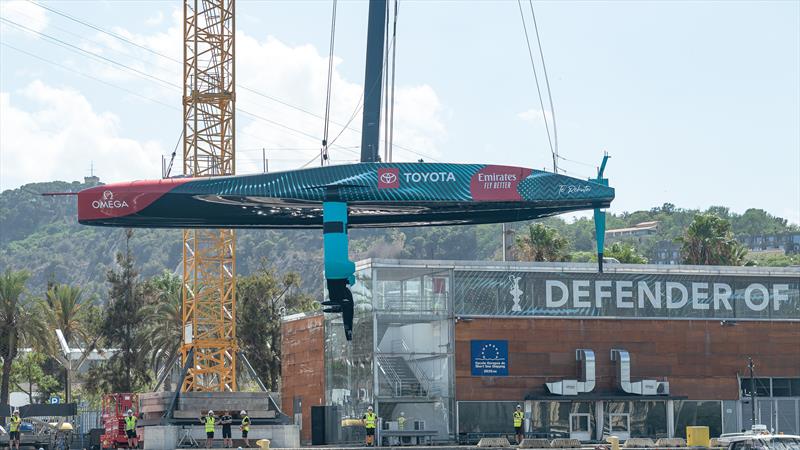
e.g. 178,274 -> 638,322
281,260 -> 800,444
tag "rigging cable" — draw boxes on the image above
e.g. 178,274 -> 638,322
383,0 -> 390,163
22,0 -> 436,163
321,0 -> 338,166
528,0 -> 559,173
387,0 -> 399,163
516,0 -> 556,172
0,17 -> 359,159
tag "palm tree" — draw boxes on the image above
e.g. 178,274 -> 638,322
678,214 -> 748,265
41,284 -> 92,350
141,272 -> 182,390
515,223 -> 569,262
39,284 -> 96,402
0,270 -> 47,406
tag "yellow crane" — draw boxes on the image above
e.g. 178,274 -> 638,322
180,0 -> 237,392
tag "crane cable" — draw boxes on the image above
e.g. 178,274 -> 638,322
321,0 -> 338,166
516,0 -> 557,173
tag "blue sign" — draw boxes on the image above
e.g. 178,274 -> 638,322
471,340 -> 509,376
49,396 -> 60,404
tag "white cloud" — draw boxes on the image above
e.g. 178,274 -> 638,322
82,10 -> 447,170
145,10 -> 164,27
0,1 -> 49,34
0,81 -> 162,190
0,10 -> 447,189
517,108 -> 553,123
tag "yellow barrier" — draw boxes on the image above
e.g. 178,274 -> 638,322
256,439 -> 271,450
606,435 -> 620,450
687,426 -> 710,447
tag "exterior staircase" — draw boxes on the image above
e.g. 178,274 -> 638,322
377,354 -> 428,397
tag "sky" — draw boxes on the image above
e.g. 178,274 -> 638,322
1,0 -> 798,224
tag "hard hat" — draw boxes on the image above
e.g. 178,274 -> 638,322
208,410 -> 214,415
516,404 -> 522,409
127,409 -> 133,414
400,412 -> 405,416
12,410 -> 19,415
367,406 -> 373,411
240,410 -> 247,415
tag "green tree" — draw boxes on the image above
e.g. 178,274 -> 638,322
678,214 -> 748,265
237,269 -> 315,390
39,283 -> 99,402
0,270 -> 47,406
400,227 -> 479,260
140,271 -> 182,391
89,230 -> 152,393
10,351 -> 59,404
605,242 -> 648,264
731,208 -> 793,236
515,223 -> 568,262
39,284 -> 97,357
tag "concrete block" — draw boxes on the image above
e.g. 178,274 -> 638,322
655,438 -> 686,448
142,424 -> 298,449
624,438 -> 656,448
143,425 -> 178,450
550,438 -> 582,448
520,438 -> 552,448
478,437 -> 511,447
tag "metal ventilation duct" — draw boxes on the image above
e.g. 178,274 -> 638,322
545,349 -> 596,395
610,349 -> 669,395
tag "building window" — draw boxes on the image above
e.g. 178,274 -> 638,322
768,378 -> 800,397
673,401 -> 722,438
740,378 -> 771,397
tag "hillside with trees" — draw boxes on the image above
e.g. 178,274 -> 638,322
1,179 -> 798,301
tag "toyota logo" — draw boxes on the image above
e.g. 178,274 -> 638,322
102,190 -> 114,200
380,172 -> 397,184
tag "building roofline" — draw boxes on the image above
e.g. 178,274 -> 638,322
281,311 -> 323,323
355,258 -> 800,277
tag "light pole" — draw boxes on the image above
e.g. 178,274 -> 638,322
747,356 -> 757,427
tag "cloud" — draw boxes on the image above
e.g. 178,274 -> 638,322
74,11 -> 446,173
517,108 -> 553,123
0,0 -> 49,34
0,81 -> 162,190
145,10 -> 164,27
0,9 -> 448,190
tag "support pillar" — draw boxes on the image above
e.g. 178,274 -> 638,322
667,400 -> 675,438
595,400 -> 605,441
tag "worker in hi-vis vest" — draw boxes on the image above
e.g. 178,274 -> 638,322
362,405 -> 377,447
9,410 -> 22,450
240,410 -> 251,448
124,409 -> 138,449
513,404 -> 524,444
201,410 -> 216,448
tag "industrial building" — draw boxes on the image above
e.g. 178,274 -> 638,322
281,259 -> 800,444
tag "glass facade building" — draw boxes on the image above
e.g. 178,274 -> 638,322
324,262 -> 455,442
317,259 -> 800,443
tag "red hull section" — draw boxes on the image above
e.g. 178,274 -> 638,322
78,179 -> 190,221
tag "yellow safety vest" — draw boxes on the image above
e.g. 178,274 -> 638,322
125,416 -> 137,431
513,411 -> 524,427
10,416 -> 21,432
364,412 -> 377,429
204,416 -> 215,433
242,416 -> 250,432
397,416 -> 406,430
